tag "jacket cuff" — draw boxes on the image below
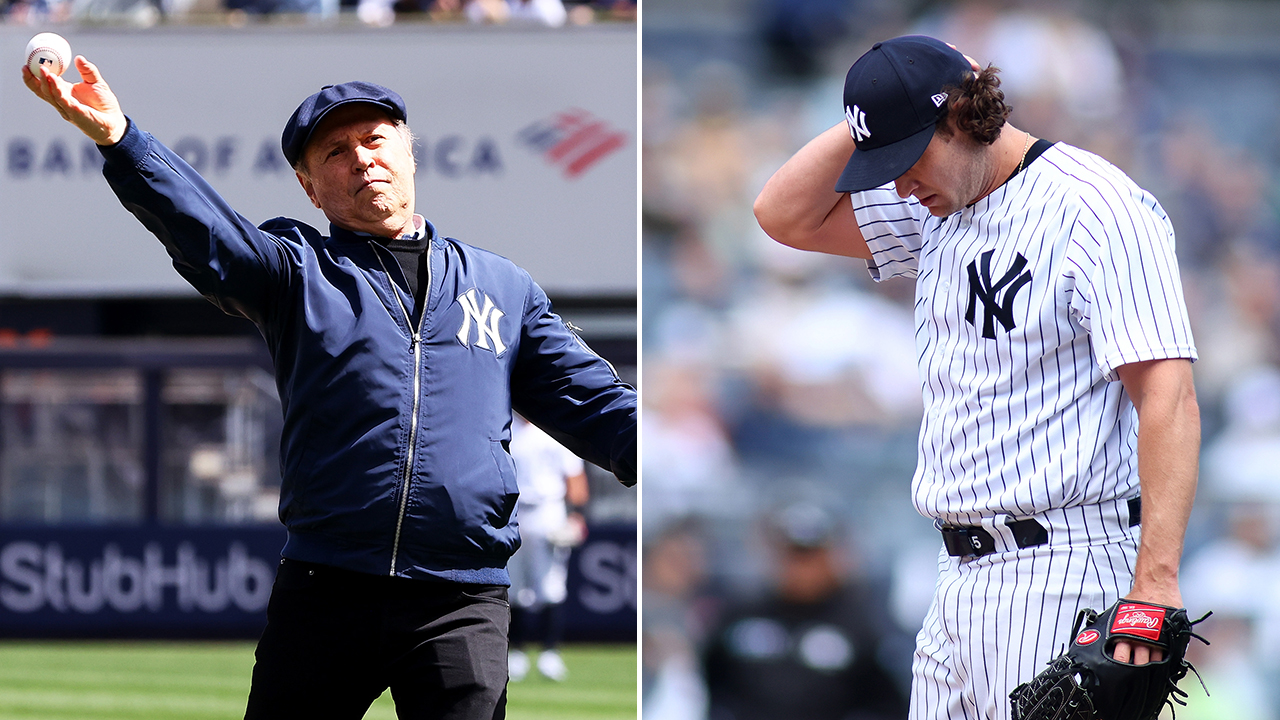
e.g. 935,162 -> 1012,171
97,117 -> 149,169
613,437 -> 637,488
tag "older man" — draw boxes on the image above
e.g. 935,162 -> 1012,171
24,58 -> 635,720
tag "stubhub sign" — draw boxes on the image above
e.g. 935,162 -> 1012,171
0,527 -> 285,638
0,541 -> 273,615
0,525 -> 634,640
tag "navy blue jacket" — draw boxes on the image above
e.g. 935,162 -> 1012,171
100,121 -> 636,584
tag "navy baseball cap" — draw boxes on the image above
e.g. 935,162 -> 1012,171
835,36 -> 972,193
281,81 -> 407,168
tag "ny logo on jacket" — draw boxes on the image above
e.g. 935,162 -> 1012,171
457,287 -> 507,355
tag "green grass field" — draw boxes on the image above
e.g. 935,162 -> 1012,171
0,641 -> 636,720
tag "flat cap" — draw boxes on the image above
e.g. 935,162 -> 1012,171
281,81 -> 407,168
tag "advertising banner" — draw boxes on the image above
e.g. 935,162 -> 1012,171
0,25 -> 636,298
0,526 -> 284,638
0,523 -> 635,639
563,523 -> 636,642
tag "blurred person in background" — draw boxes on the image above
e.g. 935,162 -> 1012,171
506,414 -> 589,683
1174,613 -> 1277,720
24,53 -> 635,720
755,0 -> 855,80
641,360 -> 741,525
725,237 -> 921,466
643,519 -> 715,720
1185,365 -> 1280,712
359,0 -> 565,28
5,0 -> 67,22
913,0 -> 1127,160
465,0 -> 566,26
358,0 -> 620,27
1182,508 -> 1280,720
226,0 -> 336,19
1200,366 -> 1280,507
1190,252 -> 1280,401
702,501 -> 908,720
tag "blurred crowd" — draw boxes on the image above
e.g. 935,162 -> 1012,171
643,1 -> 1280,718
2,0 -> 633,28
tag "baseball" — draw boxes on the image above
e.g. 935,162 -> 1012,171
26,33 -> 72,77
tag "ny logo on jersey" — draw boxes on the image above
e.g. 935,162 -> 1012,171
846,104 -> 870,143
965,250 -> 1032,339
456,288 -> 507,355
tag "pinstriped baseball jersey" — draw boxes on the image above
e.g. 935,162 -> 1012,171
851,141 -> 1196,525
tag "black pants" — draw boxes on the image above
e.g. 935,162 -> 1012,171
244,558 -> 510,720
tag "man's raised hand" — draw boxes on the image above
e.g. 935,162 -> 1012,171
22,55 -> 127,146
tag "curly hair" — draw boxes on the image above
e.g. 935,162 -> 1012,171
935,64 -> 1012,145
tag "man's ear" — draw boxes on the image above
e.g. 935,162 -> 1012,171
296,170 -> 322,210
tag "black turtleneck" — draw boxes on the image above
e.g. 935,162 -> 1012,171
383,230 -> 431,320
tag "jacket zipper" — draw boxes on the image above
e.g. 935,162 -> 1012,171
372,241 -> 432,576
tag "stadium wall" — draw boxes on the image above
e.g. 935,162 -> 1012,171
0,24 -> 636,299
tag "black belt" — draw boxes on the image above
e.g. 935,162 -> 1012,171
940,497 -> 1141,558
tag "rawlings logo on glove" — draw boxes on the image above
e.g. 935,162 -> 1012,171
1112,604 -> 1164,640
1010,600 -> 1210,720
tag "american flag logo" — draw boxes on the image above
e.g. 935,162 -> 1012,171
517,108 -> 628,179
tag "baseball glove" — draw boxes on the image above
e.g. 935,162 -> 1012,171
1009,600 -> 1210,720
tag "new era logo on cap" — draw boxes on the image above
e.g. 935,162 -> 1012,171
931,93 -> 948,107
846,105 -> 870,142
